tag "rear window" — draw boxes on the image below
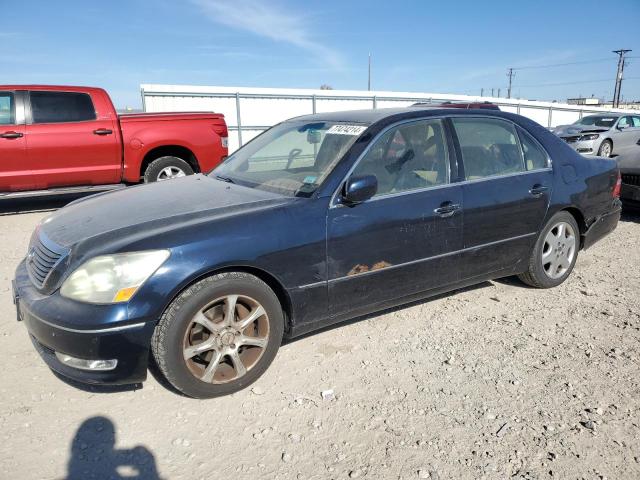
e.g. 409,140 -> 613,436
452,117 -> 524,180
0,92 -> 15,125
30,91 -> 96,124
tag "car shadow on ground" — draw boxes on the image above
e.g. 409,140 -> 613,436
0,193 -> 91,216
621,205 -> 640,223
65,416 -> 162,480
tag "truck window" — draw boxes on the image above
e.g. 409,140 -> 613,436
0,92 -> 15,125
30,91 -> 96,124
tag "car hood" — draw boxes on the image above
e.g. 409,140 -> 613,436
553,124 -> 610,136
39,174 -> 290,250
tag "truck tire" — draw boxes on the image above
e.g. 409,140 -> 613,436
151,272 -> 284,399
518,211 -> 580,288
144,156 -> 194,183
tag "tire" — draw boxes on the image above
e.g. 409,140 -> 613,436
143,156 -> 194,183
597,140 -> 612,158
151,272 -> 284,398
518,211 -> 580,288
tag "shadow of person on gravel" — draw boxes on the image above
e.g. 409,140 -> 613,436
66,416 -> 161,480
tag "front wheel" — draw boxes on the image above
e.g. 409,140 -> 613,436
597,140 -> 612,158
151,272 -> 284,398
518,211 -> 580,288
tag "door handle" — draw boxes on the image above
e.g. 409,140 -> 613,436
529,185 -> 549,197
434,202 -> 461,218
0,131 -> 23,139
93,128 -> 113,135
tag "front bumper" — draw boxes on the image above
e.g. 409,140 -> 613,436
14,260 -> 156,385
582,201 -> 622,250
561,138 -> 598,155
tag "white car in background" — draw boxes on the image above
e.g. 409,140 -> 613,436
552,114 -> 640,159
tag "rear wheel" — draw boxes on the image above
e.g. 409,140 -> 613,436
143,156 -> 194,183
597,140 -> 612,158
151,272 -> 284,398
518,211 -> 579,288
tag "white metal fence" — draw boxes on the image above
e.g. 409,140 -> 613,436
141,84 -> 637,152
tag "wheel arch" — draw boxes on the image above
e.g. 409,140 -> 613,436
140,145 -> 200,178
162,265 -> 294,336
560,206 -> 587,248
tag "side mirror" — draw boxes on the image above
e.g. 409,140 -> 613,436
342,175 -> 377,205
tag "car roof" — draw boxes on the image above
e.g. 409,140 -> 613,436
286,106 -> 514,125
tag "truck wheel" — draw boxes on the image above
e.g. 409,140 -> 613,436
518,211 -> 579,288
144,156 -> 194,183
597,140 -> 612,158
151,272 -> 284,399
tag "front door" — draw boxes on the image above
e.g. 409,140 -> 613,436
327,118 -> 463,317
450,116 -> 553,280
26,90 -> 121,189
0,91 -> 31,192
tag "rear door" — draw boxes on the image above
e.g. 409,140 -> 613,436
451,116 -> 553,280
0,91 -> 31,191
611,116 -> 636,159
327,118 -> 463,316
25,90 -> 121,189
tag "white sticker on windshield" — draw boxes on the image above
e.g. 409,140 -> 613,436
326,125 -> 367,136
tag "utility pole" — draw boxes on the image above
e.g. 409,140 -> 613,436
507,68 -> 515,99
480,88 -> 484,97
612,49 -> 631,108
368,53 -> 371,91
497,88 -> 501,98
491,88 -> 494,97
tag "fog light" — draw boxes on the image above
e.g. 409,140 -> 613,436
55,352 -> 118,371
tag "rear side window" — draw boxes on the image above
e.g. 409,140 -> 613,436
0,92 -> 15,125
452,117 -> 524,180
632,116 -> 640,128
30,91 -> 96,124
518,128 -> 548,171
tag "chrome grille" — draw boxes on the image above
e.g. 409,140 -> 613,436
622,174 -> 640,187
26,231 -> 67,289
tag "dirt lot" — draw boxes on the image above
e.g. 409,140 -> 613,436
0,200 -> 639,480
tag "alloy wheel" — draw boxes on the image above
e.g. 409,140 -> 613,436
157,166 -> 186,181
541,221 -> 576,279
599,142 -> 611,157
182,295 -> 270,384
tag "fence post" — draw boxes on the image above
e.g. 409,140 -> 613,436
235,92 -> 243,147
547,107 -> 553,128
312,94 -> 317,114
373,96 -> 377,109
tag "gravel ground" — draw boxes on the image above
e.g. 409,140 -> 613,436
0,200 -> 639,480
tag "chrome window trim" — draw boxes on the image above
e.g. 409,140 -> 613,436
330,116 -> 451,208
331,114 -> 554,208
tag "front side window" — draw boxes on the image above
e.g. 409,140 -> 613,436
452,117 -> 524,180
518,128 -> 548,171
212,121 -> 366,197
0,92 -> 15,125
351,119 -> 449,197
30,91 -> 96,124
617,116 -> 631,129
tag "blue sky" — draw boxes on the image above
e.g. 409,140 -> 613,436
3,0 -> 639,108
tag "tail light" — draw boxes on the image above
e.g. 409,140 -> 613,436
212,122 -> 229,149
613,170 -> 621,198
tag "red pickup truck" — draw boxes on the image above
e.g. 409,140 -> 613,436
0,85 -> 228,197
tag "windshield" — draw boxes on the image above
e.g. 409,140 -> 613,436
574,115 -> 617,128
211,121 -> 368,197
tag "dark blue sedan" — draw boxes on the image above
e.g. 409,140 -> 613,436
14,107 -> 622,398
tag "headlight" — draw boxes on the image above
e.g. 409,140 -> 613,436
579,133 -> 599,141
60,250 -> 170,304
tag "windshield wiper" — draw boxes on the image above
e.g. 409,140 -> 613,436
215,174 -> 235,184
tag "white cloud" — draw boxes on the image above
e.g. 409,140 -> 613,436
191,0 -> 344,69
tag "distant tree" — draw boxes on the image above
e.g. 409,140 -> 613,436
320,84 -> 333,90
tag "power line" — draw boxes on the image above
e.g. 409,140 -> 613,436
513,77 -> 640,88
512,58 -> 615,70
